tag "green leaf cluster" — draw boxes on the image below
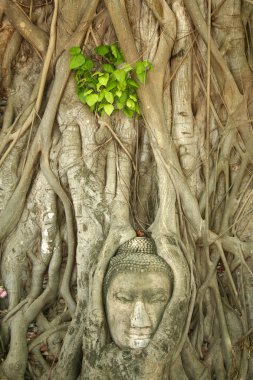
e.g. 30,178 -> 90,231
69,44 -> 152,117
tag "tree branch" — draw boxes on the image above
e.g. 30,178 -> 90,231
0,0 -> 49,56
105,0 -> 204,238
183,0 -> 242,113
0,0 -> 100,242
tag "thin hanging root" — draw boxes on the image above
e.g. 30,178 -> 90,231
194,70 -> 224,131
211,280 -> 233,370
173,281 -> 196,361
197,298 -> 205,358
203,0 -> 212,289
211,0 -> 227,17
197,267 -> 218,310
235,266 -> 250,378
85,25 -> 98,46
21,115 -> 36,173
0,98 -> 34,144
215,241 -> 238,299
164,34 -> 197,90
98,119 -> 136,171
232,164 -> 253,234
29,0 -> 33,20
0,106 -> 36,166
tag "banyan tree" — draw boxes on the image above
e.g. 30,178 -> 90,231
1,0 -> 253,379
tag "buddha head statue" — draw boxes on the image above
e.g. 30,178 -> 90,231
104,237 -> 173,350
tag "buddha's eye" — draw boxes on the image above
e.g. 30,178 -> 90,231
149,295 -> 167,304
115,294 -> 133,303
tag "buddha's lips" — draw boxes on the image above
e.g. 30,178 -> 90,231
129,331 -> 152,339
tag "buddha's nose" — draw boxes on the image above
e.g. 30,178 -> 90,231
130,301 -> 152,328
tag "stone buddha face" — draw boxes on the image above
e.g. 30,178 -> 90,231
104,237 -> 172,350
105,270 -> 171,350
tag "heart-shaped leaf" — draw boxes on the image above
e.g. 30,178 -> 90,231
70,54 -> 86,69
86,94 -> 99,107
104,104 -> 114,116
69,47 -> 81,55
105,92 -> 114,104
